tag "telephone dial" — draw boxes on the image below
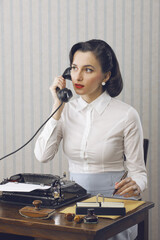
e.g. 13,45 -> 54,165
56,67 -> 73,102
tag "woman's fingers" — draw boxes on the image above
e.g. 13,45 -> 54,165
115,177 -> 140,197
119,185 -> 140,197
50,76 -> 66,91
49,76 -> 66,100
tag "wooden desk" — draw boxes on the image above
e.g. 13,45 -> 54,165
0,201 -> 154,240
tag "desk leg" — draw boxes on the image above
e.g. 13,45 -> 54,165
138,212 -> 148,240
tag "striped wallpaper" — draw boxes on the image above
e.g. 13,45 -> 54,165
0,0 -> 159,239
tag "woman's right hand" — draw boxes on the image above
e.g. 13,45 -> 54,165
49,76 -> 66,120
50,76 -> 66,104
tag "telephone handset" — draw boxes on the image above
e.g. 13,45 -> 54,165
56,67 -> 73,102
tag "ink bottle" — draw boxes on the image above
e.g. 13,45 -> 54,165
84,209 -> 98,224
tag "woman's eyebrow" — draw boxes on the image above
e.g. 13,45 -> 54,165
72,63 -> 95,69
84,65 -> 95,69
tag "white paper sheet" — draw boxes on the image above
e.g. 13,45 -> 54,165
0,182 -> 51,192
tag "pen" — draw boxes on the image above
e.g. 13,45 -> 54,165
112,171 -> 128,197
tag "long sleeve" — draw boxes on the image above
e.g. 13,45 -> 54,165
34,117 -> 63,162
34,93 -> 147,194
124,108 -> 147,192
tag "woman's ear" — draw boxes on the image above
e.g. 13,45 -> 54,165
102,71 -> 111,86
105,71 -> 111,82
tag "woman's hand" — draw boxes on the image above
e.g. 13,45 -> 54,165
50,76 -> 66,104
49,76 -> 66,120
115,177 -> 141,198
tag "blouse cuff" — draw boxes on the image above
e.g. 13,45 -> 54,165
131,176 -> 147,192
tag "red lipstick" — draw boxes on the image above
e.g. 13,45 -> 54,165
75,84 -> 84,89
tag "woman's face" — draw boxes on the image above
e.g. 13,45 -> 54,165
71,51 -> 110,103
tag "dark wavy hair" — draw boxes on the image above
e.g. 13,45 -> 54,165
69,39 -> 123,97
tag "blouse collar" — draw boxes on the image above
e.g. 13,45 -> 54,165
76,92 -> 111,115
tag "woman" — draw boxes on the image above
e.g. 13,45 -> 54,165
34,39 -> 147,240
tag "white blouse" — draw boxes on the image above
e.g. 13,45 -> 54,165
34,92 -> 147,192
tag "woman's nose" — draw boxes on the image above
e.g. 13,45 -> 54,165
74,70 -> 83,81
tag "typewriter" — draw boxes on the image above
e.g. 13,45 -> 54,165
0,173 -> 89,209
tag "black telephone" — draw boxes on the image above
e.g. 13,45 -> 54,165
56,67 -> 73,102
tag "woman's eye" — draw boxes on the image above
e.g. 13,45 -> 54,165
86,68 -> 93,73
71,66 -> 78,71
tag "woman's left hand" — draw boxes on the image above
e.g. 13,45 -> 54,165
115,177 -> 141,198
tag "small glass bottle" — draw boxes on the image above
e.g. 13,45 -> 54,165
84,209 -> 98,224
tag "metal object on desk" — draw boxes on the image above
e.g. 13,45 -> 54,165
84,209 -> 98,224
76,193 -> 126,216
0,173 -> 89,209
